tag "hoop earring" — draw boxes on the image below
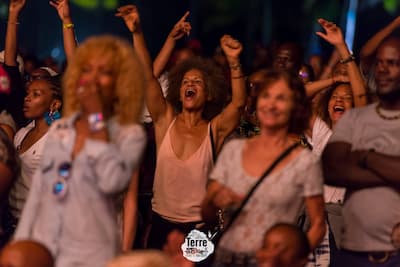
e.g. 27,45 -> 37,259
44,110 -> 61,126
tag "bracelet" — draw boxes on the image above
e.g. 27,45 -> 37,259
63,23 -> 74,29
7,21 -> 20,25
340,54 -> 355,64
231,75 -> 245,79
229,62 -> 242,70
88,112 -> 106,132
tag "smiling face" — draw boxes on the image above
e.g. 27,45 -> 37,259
328,84 -> 353,126
180,69 -> 208,111
23,79 -> 58,120
375,40 -> 400,97
256,78 -> 294,131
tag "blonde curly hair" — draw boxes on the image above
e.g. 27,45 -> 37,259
62,35 -> 144,125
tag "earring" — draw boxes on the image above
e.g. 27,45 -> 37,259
44,110 -> 61,125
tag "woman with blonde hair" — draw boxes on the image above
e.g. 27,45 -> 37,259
14,35 -> 147,267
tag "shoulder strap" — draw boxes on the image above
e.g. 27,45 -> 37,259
216,142 -> 299,238
209,124 -> 216,163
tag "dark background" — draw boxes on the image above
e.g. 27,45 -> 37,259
0,0 -> 399,72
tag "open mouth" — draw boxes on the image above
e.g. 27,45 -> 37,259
185,88 -> 196,97
333,106 -> 345,113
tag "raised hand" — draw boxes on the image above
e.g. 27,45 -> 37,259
332,73 -> 350,83
8,0 -> 26,16
168,11 -> 191,41
115,5 -> 140,33
316,18 -> 345,46
50,0 -> 72,23
220,35 -> 243,60
76,80 -> 104,115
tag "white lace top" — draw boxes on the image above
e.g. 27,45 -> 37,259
211,139 -> 323,253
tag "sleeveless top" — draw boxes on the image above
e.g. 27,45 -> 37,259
152,118 -> 213,223
9,121 -> 48,218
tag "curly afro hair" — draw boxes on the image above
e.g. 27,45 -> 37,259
166,57 -> 229,121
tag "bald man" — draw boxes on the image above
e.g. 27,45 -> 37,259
256,223 -> 310,267
0,240 -> 54,267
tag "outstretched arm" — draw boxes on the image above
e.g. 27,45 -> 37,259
116,5 -> 170,123
153,11 -> 191,78
318,49 -> 341,80
360,16 -> 400,60
212,35 -> 246,150
4,0 -> 25,67
50,0 -> 78,62
316,19 -> 367,107
305,74 -> 349,98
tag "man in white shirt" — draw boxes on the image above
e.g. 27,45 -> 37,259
322,36 -> 400,266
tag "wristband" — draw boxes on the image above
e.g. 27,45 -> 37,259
63,23 -> 74,29
340,54 -> 355,64
88,113 -> 106,132
7,21 -> 20,25
229,62 -> 242,70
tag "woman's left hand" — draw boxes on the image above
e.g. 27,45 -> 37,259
316,18 -> 345,47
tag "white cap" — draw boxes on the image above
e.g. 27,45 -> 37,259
0,50 -> 24,75
39,67 -> 58,77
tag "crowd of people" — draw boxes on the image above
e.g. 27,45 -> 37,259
0,0 -> 399,267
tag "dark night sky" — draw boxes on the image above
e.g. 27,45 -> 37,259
0,0 -> 399,71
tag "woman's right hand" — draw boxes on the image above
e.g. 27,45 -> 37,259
212,185 -> 243,209
50,0 -> 72,23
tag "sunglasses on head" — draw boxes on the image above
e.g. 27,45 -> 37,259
53,162 -> 72,200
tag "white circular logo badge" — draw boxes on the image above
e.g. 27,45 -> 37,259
181,229 -> 215,262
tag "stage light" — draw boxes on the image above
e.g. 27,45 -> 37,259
383,0 -> 399,13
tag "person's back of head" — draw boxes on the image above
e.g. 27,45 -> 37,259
256,223 -> 310,267
0,240 -> 54,267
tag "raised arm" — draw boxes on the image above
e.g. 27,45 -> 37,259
50,0 -> 78,62
305,74 -> 349,97
318,49 -> 341,80
212,35 -> 246,150
360,16 -> 400,60
153,11 -> 191,78
322,142 -> 386,189
316,19 -> 367,107
116,5 -> 170,123
4,0 -> 25,67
